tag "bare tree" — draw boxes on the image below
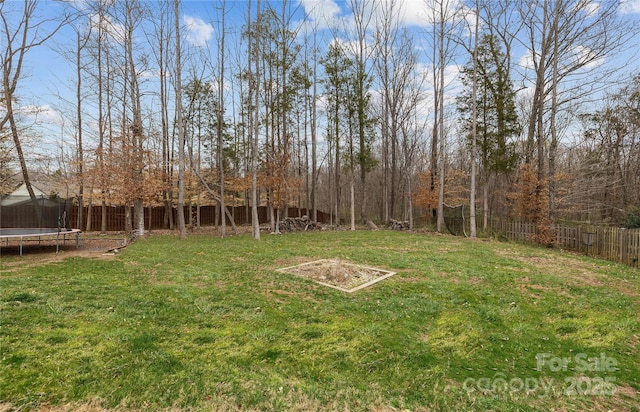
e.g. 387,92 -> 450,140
345,0 -> 378,226
374,0 -> 402,224
216,0 -> 229,237
309,22 -> 320,223
100,0 -> 151,236
321,42 -> 350,227
573,75 -> 640,223
174,0 -> 187,239
74,20 -> 92,231
146,0 -> 175,230
426,0 -> 462,232
374,0 -> 427,226
248,0 -> 261,240
547,0 -> 561,233
82,0 -> 115,233
520,0 -> 638,232
50,9 -> 94,230
1,0 -> 73,224
469,0 -> 479,238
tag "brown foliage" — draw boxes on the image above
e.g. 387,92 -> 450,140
412,168 -> 470,210
412,170 -> 439,210
82,131 -> 169,207
506,163 -> 560,246
506,163 -> 547,222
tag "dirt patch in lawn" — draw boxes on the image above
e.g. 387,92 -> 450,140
277,259 -> 396,293
495,248 -> 608,283
496,247 -> 640,300
515,276 -> 577,300
0,235 -> 128,271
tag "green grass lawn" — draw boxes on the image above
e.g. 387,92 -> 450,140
1,230 -> 638,411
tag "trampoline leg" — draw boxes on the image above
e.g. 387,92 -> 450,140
20,237 -> 23,257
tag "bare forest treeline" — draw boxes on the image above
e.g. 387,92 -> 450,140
1,0 -> 640,240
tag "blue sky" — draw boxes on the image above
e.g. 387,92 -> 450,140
4,0 -> 640,164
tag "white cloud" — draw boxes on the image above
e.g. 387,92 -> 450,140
89,12 -> 126,45
16,104 -> 64,129
298,0 -> 344,29
516,84 -> 534,102
571,45 -> 606,70
397,0 -> 467,27
183,15 -> 214,47
396,0 -> 430,26
298,0 -> 466,31
587,1 -> 601,16
620,0 -> 640,13
518,49 -> 536,71
517,45 -> 605,74
1,101 -> 62,131
576,1 -> 601,17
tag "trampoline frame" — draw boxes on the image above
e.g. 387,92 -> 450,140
0,228 -> 81,256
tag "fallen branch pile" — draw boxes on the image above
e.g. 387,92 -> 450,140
389,219 -> 410,230
277,216 -> 322,233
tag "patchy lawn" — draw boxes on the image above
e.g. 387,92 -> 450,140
1,230 -> 638,411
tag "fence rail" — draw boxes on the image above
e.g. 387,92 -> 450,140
489,220 -> 640,267
69,205 -> 330,233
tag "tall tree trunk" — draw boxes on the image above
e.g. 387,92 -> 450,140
483,173 -> 489,230
124,0 -> 145,238
548,0 -> 560,234
134,199 -> 144,235
430,16 -> 439,220
125,206 -> 132,233
101,200 -> 107,233
250,0 -> 261,240
218,0 -> 227,237
85,200 -> 92,231
358,73 -> 368,225
311,28 -> 318,222
76,29 -> 85,231
154,1 -> 171,230
96,6 -> 107,234
406,173 -> 413,230
528,0 -> 550,223
350,172 -> 356,230
390,123 -> 397,221
334,103 -> 341,226
174,0 -> 187,239
469,0 -> 479,239
436,8 -> 446,233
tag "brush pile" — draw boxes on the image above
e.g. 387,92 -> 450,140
389,219 -> 410,230
277,215 -> 322,233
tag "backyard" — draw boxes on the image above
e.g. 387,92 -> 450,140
0,230 -> 638,411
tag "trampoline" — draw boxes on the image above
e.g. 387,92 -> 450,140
0,228 -> 81,256
1,183 -> 81,256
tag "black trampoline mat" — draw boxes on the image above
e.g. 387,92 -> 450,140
0,228 -> 80,238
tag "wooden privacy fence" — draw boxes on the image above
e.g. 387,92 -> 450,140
490,220 -> 640,267
69,205 -> 330,233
